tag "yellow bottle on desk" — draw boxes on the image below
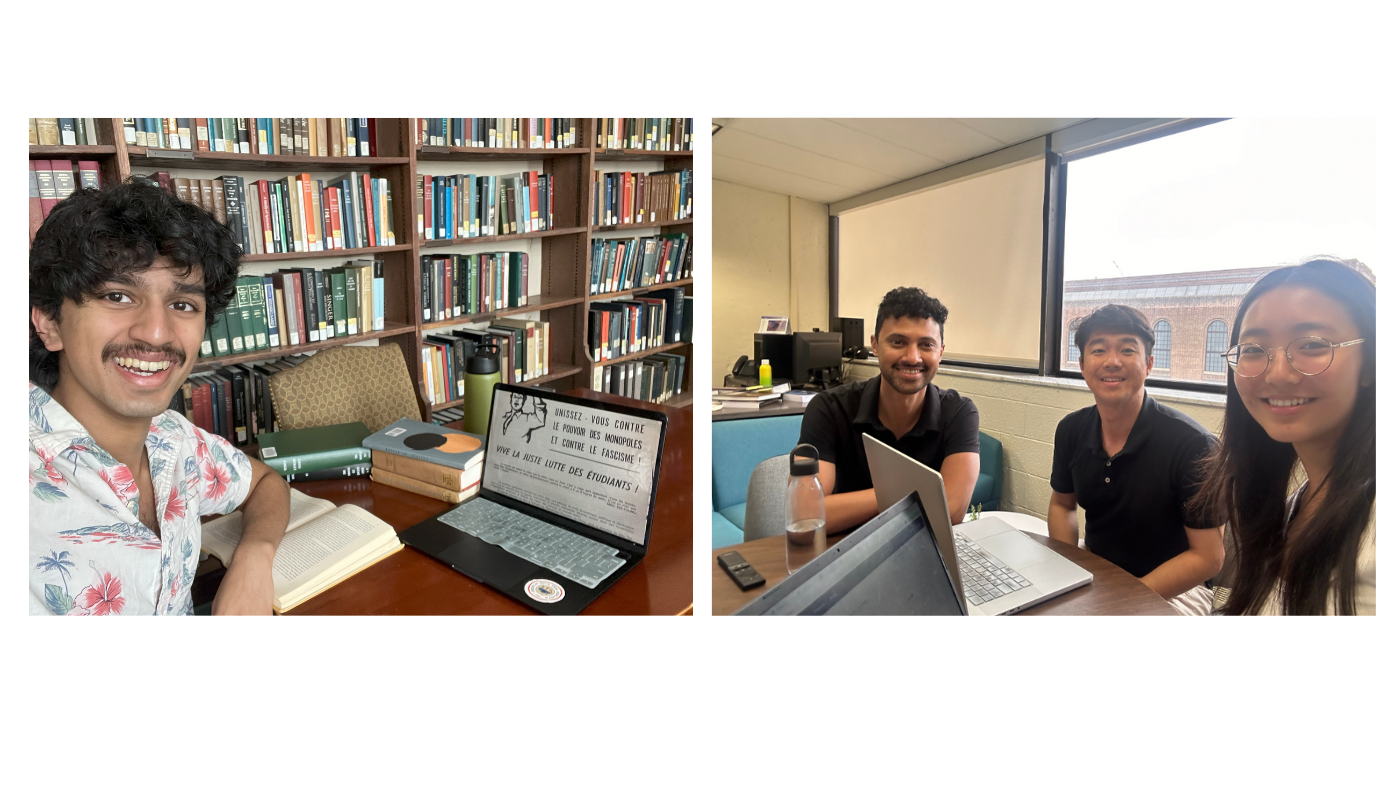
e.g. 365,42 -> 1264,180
758,358 -> 772,387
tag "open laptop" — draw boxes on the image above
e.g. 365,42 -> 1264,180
735,492 -> 965,616
399,384 -> 668,615
862,433 -> 1092,615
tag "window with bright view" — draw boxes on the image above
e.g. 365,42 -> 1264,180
1061,118 -> 1376,385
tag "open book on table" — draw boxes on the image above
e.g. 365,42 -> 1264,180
201,488 -> 402,614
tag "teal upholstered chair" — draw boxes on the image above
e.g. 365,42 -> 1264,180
711,415 -> 804,548
970,431 -> 1003,512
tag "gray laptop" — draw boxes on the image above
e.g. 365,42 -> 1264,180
862,433 -> 1091,615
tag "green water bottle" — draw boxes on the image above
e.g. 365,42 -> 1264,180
463,343 -> 501,436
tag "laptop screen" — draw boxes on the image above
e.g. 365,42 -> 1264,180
748,498 -> 964,616
482,387 -> 662,546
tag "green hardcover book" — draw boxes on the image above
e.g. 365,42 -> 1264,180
471,255 -> 483,315
224,307 -> 245,355
509,252 -> 527,308
200,326 -> 214,358
234,277 -> 256,351
329,268 -> 348,336
342,266 -> 359,335
210,311 -> 232,356
246,276 -> 269,351
255,421 -> 373,476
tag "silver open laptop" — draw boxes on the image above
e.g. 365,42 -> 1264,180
862,433 -> 1091,615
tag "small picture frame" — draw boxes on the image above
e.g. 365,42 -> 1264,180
758,316 -> 790,334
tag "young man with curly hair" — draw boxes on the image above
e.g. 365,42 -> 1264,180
797,286 -> 981,533
29,179 -> 289,616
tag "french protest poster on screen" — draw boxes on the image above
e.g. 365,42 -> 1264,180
486,389 -> 660,544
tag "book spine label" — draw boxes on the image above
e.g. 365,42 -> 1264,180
261,447 -> 372,477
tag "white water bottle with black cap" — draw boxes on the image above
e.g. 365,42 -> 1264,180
786,443 -> 827,574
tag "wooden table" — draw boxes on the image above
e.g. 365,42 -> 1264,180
275,389 -> 693,615
712,530 -> 1176,616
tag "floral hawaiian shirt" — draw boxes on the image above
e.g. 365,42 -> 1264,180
29,382 -> 252,615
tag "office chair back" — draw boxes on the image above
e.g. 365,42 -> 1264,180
269,344 -> 422,432
743,455 -> 790,542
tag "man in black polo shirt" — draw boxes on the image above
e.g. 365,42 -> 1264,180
1048,304 -> 1224,614
798,287 -> 980,534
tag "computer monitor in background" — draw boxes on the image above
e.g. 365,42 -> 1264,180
792,331 -> 843,390
753,333 -> 794,383
838,317 -> 871,359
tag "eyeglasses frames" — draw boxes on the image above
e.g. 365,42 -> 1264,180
1222,336 -> 1366,378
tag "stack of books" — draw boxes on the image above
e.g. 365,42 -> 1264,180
122,118 -> 380,156
418,171 -> 555,240
419,252 -> 529,322
199,260 -> 385,360
713,385 -> 789,409
592,353 -> 686,403
420,321 -> 551,406
364,419 -> 485,504
140,169 -> 395,257
589,232 -> 691,294
418,118 -> 578,149
30,118 -> 102,146
256,421 -> 374,483
30,160 -> 101,242
176,353 -> 313,445
594,118 -> 693,151
591,168 -> 692,227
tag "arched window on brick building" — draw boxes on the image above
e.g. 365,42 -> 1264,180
1153,320 -> 1172,371
1204,320 -> 1229,373
1067,322 -> 1080,365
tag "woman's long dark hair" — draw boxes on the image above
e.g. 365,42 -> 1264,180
1190,258 -> 1375,615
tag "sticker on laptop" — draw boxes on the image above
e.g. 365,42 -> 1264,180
524,579 -> 566,604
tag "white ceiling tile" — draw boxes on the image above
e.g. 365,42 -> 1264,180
956,118 -> 1085,145
728,118 -> 945,178
713,155 -> 851,204
714,128 -> 897,192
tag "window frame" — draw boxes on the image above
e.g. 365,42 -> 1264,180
1046,118 -> 1232,395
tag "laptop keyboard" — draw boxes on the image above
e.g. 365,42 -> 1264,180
439,500 -> 626,590
955,533 -> 1032,606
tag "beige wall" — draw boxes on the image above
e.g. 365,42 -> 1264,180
849,361 -> 1224,520
713,180 -> 828,385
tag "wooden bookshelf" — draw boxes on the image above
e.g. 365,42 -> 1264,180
587,134 -> 694,406
31,118 -> 694,426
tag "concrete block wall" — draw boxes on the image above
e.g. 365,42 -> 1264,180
847,363 -> 1225,520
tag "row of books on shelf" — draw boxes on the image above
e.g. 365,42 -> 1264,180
420,252 -> 530,323
169,352 -> 312,447
29,160 -> 101,239
122,118 -> 379,157
591,168 -> 693,227
417,171 -> 556,240
420,322 -> 550,407
141,170 -> 395,257
588,288 -> 693,362
29,118 -> 104,147
202,261 -> 385,359
418,118 -> 579,150
595,118 -> 694,152
590,233 -> 692,295
591,354 -> 688,404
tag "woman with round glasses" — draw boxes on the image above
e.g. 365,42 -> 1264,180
1192,257 -> 1375,614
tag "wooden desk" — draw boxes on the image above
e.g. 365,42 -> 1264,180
712,531 -> 1176,616
278,390 -> 693,615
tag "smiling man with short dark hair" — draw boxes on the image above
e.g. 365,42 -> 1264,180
29,180 -> 288,616
797,286 -> 981,534
1048,304 -> 1224,614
